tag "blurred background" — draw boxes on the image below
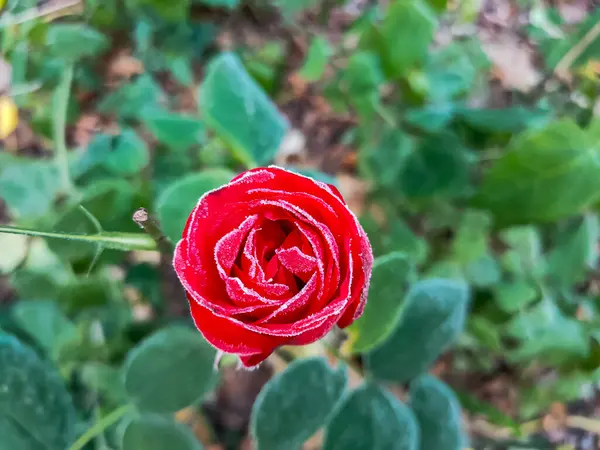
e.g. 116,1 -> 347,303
2,0 -> 600,449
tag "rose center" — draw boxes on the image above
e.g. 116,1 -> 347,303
233,217 -> 317,296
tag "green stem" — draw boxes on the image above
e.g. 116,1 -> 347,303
53,64 -> 74,194
0,225 -> 157,251
69,404 -> 134,450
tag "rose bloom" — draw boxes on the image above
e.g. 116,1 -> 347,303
173,166 -> 373,367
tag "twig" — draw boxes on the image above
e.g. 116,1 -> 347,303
132,208 -> 174,256
554,20 -> 600,79
0,0 -> 82,28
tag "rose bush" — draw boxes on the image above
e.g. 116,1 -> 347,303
173,166 -> 373,366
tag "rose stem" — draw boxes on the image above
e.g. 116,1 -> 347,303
132,207 -> 174,256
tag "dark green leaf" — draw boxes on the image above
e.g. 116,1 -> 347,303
367,279 -> 470,383
323,383 -> 419,450
0,159 -> 60,220
250,357 -> 346,450
193,0 -> 239,7
410,375 -> 467,450
155,169 -> 235,243
399,131 -> 471,199
126,0 -> 190,21
0,335 -> 77,449
380,0 -> 437,77
99,74 -> 163,120
123,326 -> 217,413
457,106 -> 551,133
299,36 -> 331,82
547,214 -> 599,286
122,414 -> 203,450
345,253 -> 414,353
11,301 -> 76,358
46,24 -> 109,60
505,297 -> 589,365
141,108 -> 205,150
199,52 -> 289,166
475,120 -> 600,225
104,129 -> 150,176
359,129 -> 412,188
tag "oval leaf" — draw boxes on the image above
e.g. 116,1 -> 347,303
323,383 -> 419,450
123,326 -> 217,413
199,52 -> 289,166
122,414 -> 203,450
475,120 -> 600,225
366,279 -> 470,383
0,335 -> 77,449
155,169 -> 235,243
345,252 -> 414,353
410,375 -> 467,450
251,357 -> 347,450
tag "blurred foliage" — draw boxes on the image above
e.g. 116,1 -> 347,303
2,0 -> 600,449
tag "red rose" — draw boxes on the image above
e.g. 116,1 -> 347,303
173,166 -> 373,367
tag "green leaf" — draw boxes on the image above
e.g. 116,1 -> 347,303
360,213 -> 428,262
58,276 -> 115,313
379,0 -> 437,77
80,362 -> 128,406
0,335 -> 77,449
76,131 -> 149,177
420,39 -> 489,101
399,131 -> 471,199
542,9 -> 600,70
46,24 -> 109,60
494,280 -> 538,313
475,120 -> 600,225
404,104 -> 455,132
155,169 -> 235,243
250,357 -> 346,450
0,159 -> 60,220
457,106 -> 551,133
122,414 -> 203,450
505,297 -> 589,365
105,129 -> 150,176
547,214 -> 599,286
323,383 -> 419,450
199,52 -> 289,166
299,36 -> 332,82
367,279 -> 470,383
141,108 -> 204,150
11,301 -> 76,358
48,181 -> 135,261
451,210 -> 491,264
500,226 -> 544,278
126,0 -> 190,21
193,0 -> 238,8
359,129 -> 413,188
345,253 -> 414,353
123,326 -> 217,413
99,74 -> 163,120
410,375 -> 467,450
